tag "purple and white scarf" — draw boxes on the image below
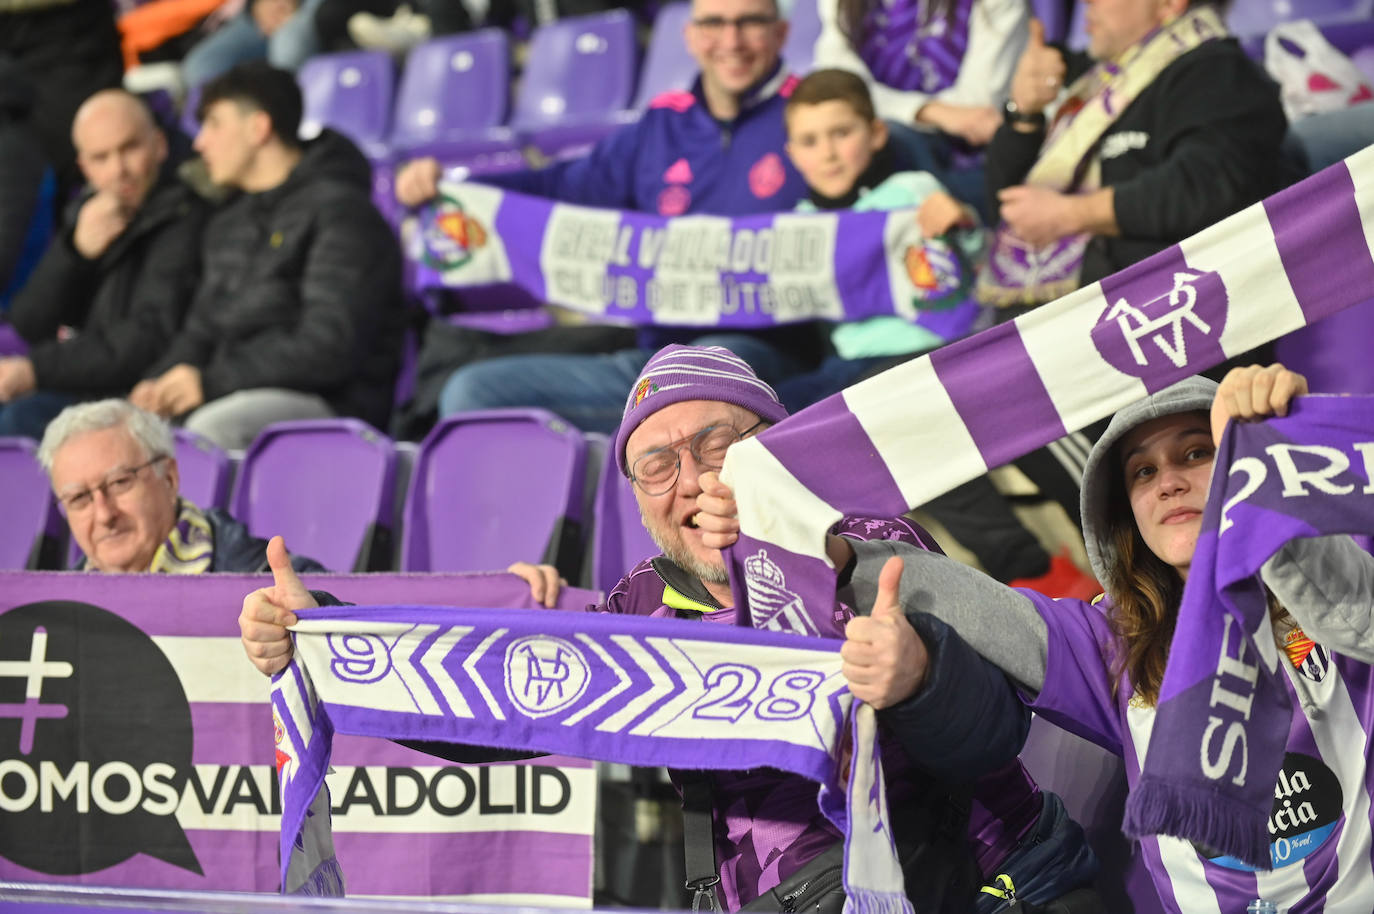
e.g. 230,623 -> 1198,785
405,182 -> 978,341
274,606 -> 912,914
722,147 -> 1374,637
1124,394 -> 1374,868
856,0 -> 974,95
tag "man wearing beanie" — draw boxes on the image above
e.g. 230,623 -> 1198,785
602,344 -> 1097,913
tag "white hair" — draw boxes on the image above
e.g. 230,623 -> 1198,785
37,399 -> 174,477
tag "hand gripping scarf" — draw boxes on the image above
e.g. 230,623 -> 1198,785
1125,393 -> 1374,868
720,150 -> 1374,856
274,606 -> 913,914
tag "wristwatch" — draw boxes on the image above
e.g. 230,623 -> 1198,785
1003,98 -> 1046,129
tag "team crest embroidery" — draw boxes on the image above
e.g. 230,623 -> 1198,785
420,191 -> 488,270
904,239 -> 964,303
744,549 -> 818,636
748,153 -> 786,199
504,636 -> 591,718
272,708 -> 295,781
1091,259 -> 1229,381
633,377 -> 659,407
1284,628 -> 1331,682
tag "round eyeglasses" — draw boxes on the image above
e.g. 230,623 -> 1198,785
629,421 -> 764,496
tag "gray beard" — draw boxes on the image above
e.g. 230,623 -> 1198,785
642,519 -> 729,585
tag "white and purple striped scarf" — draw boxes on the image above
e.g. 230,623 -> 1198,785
720,150 -> 1374,846
274,606 -> 912,914
1125,394 -> 1374,868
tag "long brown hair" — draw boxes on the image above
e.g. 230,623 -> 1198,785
837,0 -> 960,55
1101,454 -> 1184,707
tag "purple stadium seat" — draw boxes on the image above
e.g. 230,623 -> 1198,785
512,10 -> 640,158
590,433 -> 660,592
173,427 -> 232,511
1030,0 -> 1068,43
390,29 -> 520,163
1227,0 -> 1374,40
230,419 -> 398,572
297,50 -> 396,159
633,2 -> 697,109
0,437 -> 63,570
783,0 -> 822,74
401,408 -> 588,576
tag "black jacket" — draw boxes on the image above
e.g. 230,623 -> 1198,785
0,54 -> 46,294
151,129 -> 404,430
985,38 -> 1290,287
9,170 -> 208,396
206,508 -> 326,573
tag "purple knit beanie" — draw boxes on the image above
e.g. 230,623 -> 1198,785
613,344 -> 789,477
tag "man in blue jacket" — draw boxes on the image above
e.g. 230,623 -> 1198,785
393,0 -> 826,435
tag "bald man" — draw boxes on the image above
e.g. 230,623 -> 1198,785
2,89 -> 209,440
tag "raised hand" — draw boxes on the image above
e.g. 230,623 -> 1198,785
841,556 -> 928,709
239,536 -> 316,677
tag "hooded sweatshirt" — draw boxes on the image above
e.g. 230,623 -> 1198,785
841,377 -> 1374,913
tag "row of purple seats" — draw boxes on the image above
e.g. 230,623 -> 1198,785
0,412 -> 658,586
292,0 -> 826,179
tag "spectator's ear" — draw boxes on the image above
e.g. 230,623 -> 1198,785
163,456 -> 181,501
869,117 -> 888,152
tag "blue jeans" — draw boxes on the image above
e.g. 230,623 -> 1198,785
438,333 -> 810,435
0,390 -> 81,440
182,0 -> 325,89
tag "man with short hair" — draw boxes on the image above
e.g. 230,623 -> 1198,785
3,88 -> 208,440
392,0 -> 828,436
239,345 -> 1038,913
40,399 -> 325,574
131,62 -> 403,450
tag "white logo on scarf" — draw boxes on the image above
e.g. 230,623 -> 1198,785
504,636 -> 590,718
744,549 -> 818,636
1105,271 -> 1213,368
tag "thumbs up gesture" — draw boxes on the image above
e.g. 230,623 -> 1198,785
1009,18 -> 1066,118
239,536 -> 318,677
840,556 -> 929,709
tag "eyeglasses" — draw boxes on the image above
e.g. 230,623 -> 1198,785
690,13 -> 778,38
630,421 -> 764,495
59,455 -> 168,514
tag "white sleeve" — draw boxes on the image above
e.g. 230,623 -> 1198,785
1261,535 -> 1374,663
931,0 -> 1028,108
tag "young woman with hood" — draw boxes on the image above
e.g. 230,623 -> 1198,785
833,364 -> 1374,912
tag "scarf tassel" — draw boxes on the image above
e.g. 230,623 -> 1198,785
1123,774 -> 1271,870
842,886 -> 916,914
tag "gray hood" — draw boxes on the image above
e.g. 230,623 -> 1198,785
1080,377 -> 1218,589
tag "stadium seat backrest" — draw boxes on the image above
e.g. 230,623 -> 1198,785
231,419 -> 397,572
0,437 -> 62,570
402,409 -> 587,575
633,2 -> 696,109
512,10 -> 639,128
173,427 -> 232,511
392,30 -> 511,145
1030,0 -> 1068,43
783,0 -> 822,74
297,50 -> 395,153
1227,0 -> 1373,39
590,436 -> 660,592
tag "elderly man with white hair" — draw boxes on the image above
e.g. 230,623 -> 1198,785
39,399 -> 325,574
